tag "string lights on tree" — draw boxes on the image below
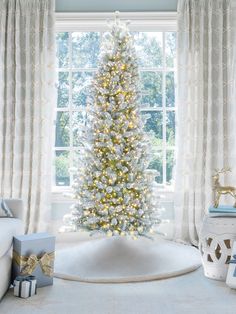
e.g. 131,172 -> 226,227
61,14 -> 161,239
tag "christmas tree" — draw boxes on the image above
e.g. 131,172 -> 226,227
62,17 -> 160,238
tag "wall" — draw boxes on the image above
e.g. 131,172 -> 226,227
56,0 -> 178,12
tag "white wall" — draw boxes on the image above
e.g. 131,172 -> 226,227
56,0 -> 178,12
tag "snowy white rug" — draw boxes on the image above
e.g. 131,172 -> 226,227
54,237 -> 201,283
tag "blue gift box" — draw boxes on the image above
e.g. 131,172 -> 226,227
12,233 -> 55,287
226,243 -> 236,288
13,275 -> 37,298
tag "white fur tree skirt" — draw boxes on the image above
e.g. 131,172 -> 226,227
54,237 -> 201,283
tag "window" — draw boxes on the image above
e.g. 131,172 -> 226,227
54,14 -> 177,189
54,32 -> 101,187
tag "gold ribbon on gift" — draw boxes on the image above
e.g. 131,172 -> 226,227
13,251 -> 55,277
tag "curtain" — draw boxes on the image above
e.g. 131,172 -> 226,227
0,0 -> 55,233
175,0 -> 235,245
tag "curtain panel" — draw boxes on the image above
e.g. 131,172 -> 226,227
175,0 -> 235,245
0,0 -> 56,232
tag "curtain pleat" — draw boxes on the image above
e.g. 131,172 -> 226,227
0,0 -> 56,233
175,0 -> 235,245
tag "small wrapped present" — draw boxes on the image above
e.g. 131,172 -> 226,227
12,233 -> 55,287
226,242 -> 236,288
13,275 -> 37,298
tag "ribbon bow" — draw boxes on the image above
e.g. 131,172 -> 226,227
228,254 -> 236,264
14,275 -> 36,282
13,251 -> 54,277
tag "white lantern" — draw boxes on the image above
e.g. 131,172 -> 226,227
199,215 -> 236,281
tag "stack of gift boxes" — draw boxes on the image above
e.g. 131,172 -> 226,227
12,233 -> 55,299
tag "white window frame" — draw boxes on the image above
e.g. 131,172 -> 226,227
53,12 -> 177,203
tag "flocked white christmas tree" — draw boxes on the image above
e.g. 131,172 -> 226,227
61,15 -> 161,239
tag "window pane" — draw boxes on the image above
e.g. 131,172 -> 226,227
57,72 -> 69,108
142,111 -> 163,147
166,150 -> 175,184
72,72 -> 93,107
55,112 -> 70,147
140,72 -> 162,107
134,32 -> 163,68
148,152 -> 163,183
55,150 -> 70,186
72,111 -> 87,146
72,32 -> 101,68
165,32 -> 176,68
56,32 -> 69,68
166,72 -> 175,107
166,111 -> 175,147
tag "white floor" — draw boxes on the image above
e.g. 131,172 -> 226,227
1,267 -> 236,314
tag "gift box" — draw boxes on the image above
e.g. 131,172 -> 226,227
226,241 -> 236,288
12,233 -> 55,287
13,275 -> 37,298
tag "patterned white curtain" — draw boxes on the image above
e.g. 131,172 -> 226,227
174,0 -> 235,245
0,0 -> 56,232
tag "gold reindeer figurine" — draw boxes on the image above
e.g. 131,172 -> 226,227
212,167 -> 236,208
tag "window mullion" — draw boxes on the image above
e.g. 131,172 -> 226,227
140,107 -> 163,112
55,147 -> 71,151
68,32 -> 74,186
71,67 -> 97,72
162,32 -> 167,185
138,67 -> 176,72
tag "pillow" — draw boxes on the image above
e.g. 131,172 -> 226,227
0,199 -> 14,218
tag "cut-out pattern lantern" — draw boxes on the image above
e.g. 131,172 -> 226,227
199,216 -> 236,281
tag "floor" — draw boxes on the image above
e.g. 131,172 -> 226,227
1,267 -> 236,314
